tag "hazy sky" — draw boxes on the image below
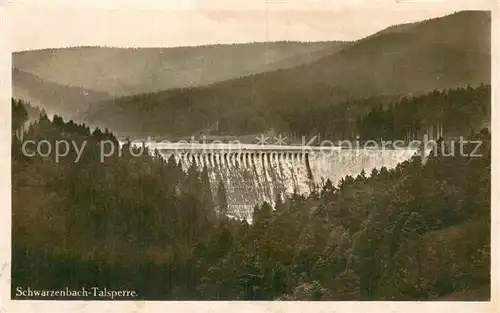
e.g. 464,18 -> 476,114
8,0 -> 489,51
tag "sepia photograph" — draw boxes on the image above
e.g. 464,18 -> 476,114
1,0 -> 497,310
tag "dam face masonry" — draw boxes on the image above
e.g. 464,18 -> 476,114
149,143 -> 419,221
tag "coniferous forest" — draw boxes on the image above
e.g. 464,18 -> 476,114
11,85 -> 490,300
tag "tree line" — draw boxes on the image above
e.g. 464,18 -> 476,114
277,84 -> 490,142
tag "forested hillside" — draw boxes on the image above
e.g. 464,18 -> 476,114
279,84 -> 490,141
13,69 -> 110,120
12,98 -> 490,300
13,42 -> 347,96
83,11 -> 490,137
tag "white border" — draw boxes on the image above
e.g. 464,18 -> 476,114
1,1 -> 498,312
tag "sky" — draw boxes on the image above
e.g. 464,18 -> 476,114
7,0 -> 492,51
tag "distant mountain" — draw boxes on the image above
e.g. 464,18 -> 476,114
84,10 -> 491,137
12,41 -> 348,97
12,69 -> 110,120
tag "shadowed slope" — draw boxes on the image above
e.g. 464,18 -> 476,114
84,11 -> 491,137
12,69 -> 110,120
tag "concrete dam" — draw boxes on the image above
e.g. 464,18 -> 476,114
141,143 -> 419,220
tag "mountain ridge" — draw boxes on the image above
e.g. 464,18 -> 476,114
83,10 -> 491,137
13,41 -> 348,96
